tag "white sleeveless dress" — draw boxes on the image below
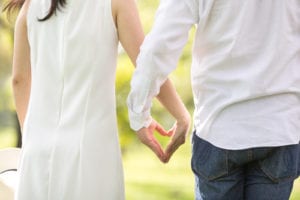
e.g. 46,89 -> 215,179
15,0 -> 124,199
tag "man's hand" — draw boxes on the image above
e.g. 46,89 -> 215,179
136,120 -> 174,163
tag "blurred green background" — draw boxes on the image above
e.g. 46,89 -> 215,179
0,0 -> 299,199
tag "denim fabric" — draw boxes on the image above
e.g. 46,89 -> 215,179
191,133 -> 300,200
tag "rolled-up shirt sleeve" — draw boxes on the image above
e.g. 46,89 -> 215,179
127,0 -> 199,131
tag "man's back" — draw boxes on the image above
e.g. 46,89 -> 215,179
191,0 -> 300,149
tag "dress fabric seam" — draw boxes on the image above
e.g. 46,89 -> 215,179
47,11 -> 68,199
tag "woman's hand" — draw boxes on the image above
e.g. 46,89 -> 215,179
164,116 -> 191,163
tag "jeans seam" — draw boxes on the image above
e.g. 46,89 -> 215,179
197,170 -> 228,181
258,162 -> 297,183
226,150 -> 229,176
247,150 -> 253,162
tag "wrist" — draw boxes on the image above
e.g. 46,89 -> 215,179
176,112 -> 191,128
128,109 -> 152,131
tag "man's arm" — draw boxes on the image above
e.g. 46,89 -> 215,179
127,0 -> 199,162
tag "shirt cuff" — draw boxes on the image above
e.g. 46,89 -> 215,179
128,109 -> 152,131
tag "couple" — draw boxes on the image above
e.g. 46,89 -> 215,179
5,0 -> 300,199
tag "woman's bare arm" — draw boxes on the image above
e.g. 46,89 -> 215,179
12,0 -> 31,131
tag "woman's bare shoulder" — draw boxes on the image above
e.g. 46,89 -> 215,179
16,0 -> 31,25
111,0 -> 139,20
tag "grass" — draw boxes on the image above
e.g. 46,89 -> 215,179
123,141 -> 194,200
291,179 -> 300,200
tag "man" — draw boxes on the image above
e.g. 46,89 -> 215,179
127,0 -> 300,199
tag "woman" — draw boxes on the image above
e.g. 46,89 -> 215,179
4,0 -> 190,199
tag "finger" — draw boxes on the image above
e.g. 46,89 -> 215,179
164,135 -> 186,162
154,122 -> 169,136
166,124 -> 177,137
147,138 -> 166,162
140,134 -> 165,162
150,138 -> 167,162
164,143 -> 180,163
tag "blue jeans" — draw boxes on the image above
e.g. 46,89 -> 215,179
191,133 -> 300,200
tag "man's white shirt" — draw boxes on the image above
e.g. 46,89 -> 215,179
127,0 -> 300,149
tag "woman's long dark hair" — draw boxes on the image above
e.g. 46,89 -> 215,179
3,0 -> 66,21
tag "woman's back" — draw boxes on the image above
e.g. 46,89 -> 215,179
16,0 -> 125,199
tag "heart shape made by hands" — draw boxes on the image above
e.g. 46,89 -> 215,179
136,120 -> 178,163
